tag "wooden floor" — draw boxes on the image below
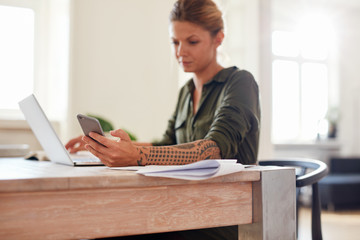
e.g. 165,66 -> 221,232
298,207 -> 360,240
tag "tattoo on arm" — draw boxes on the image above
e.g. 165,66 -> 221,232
173,143 -> 195,149
136,148 -> 148,166
136,140 -> 221,166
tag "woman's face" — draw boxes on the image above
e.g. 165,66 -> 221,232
169,21 -> 222,73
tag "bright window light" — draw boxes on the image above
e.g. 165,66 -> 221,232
301,63 -> 328,139
297,13 -> 336,60
272,31 -> 299,57
271,11 -> 335,142
0,6 -> 34,110
272,60 -> 300,141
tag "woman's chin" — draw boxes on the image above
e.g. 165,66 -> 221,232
181,66 -> 194,73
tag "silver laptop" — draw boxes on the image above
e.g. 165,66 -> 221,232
19,94 -> 104,166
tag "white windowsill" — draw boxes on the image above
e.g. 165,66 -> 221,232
0,119 -> 30,130
274,139 -> 341,150
0,119 -> 60,130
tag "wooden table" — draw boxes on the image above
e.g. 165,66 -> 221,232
0,158 -> 296,240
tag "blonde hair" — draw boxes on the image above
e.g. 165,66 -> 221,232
170,0 -> 224,37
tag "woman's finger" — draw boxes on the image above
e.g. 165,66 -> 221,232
84,144 -> 111,166
65,135 -> 83,150
110,129 -> 131,142
82,135 -> 108,152
69,145 -> 85,154
88,132 -> 117,148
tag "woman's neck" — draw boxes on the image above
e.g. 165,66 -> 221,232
193,62 -> 223,90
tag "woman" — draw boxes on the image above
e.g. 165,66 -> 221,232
66,0 -> 260,239
66,0 -> 260,169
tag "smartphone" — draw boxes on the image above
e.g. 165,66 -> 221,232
77,114 -> 105,145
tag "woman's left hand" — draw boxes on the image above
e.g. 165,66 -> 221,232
83,129 -> 140,167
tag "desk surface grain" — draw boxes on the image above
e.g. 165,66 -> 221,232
0,158 -> 296,240
0,158 -> 261,193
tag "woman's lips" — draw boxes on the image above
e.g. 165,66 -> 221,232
181,61 -> 192,67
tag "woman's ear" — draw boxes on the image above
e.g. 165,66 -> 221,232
214,30 -> 224,47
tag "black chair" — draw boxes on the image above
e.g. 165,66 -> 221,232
259,158 -> 328,240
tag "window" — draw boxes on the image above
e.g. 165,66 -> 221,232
0,0 -> 70,121
272,14 -> 336,142
0,5 -> 35,115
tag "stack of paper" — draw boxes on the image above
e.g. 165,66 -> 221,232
112,159 -> 244,180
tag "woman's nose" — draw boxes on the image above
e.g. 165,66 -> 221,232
177,43 -> 187,57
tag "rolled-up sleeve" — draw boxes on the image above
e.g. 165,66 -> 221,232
204,71 -> 260,161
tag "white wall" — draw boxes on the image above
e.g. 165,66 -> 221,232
66,0 -> 178,142
337,6 -> 360,155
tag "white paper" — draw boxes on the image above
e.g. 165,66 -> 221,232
110,166 -> 145,171
128,159 -> 244,180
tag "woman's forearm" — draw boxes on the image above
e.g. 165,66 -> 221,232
132,142 -> 153,146
136,139 -> 221,166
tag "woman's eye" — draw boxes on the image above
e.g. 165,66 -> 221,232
172,41 -> 179,45
189,41 -> 199,45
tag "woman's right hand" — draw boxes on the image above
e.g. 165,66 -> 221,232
65,135 -> 86,153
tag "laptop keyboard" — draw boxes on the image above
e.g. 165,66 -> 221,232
70,153 -> 101,163
73,157 -> 101,163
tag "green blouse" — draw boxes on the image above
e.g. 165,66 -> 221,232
153,66 -> 261,164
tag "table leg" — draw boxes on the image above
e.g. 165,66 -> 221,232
238,169 -> 296,240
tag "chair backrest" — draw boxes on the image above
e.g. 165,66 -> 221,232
259,158 -> 328,240
259,158 -> 328,187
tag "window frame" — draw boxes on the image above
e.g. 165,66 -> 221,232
271,29 -> 334,142
0,0 -> 41,119
0,0 -> 70,122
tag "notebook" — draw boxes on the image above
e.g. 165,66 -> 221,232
18,94 -> 104,166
